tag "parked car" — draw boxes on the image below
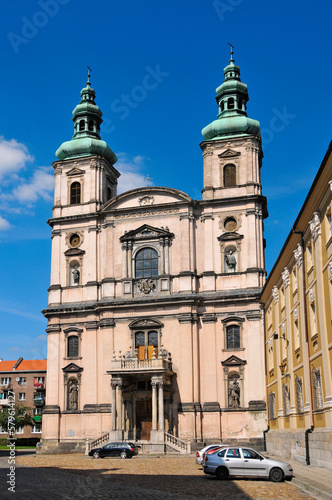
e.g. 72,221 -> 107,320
89,442 -> 139,459
203,446 -> 293,482
196,444 -> 226,465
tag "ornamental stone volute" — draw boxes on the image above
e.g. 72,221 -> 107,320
294,243 -> 303,267
281,267 -> 290,289
309,212 -> 321,242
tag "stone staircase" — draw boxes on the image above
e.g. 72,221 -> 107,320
85,431 -> 191,455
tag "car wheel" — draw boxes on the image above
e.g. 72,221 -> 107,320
216,467 -> 229,480
92,451 -> 100,459
269,467 -> 284,482
120,451 -> 127,459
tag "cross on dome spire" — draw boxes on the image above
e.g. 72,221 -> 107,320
87,66 -> 92,85
227,42 -> 234,62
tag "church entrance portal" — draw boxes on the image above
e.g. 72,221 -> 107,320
136,400 -> 152,440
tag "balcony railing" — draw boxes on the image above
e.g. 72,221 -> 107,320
34,383 -> 46,390
34,398 -> 45,407
110,354 -> 172,373
33,415 -> 42,423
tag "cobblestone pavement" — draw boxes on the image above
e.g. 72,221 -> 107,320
0,452 -> 315,500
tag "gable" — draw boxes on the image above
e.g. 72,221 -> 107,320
218,149 -> 241,158
221,355 -> 247,367
120,224 -> 173,242
102,186 -> 192,212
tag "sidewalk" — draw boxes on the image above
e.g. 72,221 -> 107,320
268,454 -> 332,500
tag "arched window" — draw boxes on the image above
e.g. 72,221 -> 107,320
135,247 -> 158,278
79,120 -> 85,131
70,182 -> 81,205
226,325 -> 240,349
220,101 -> 224,112
88,120 -> 94,131
223,164 -> 236,187
135,330 -> 158,360
227,98 -> 235,110
238,98 -> 242,110
67,336 -> 79,358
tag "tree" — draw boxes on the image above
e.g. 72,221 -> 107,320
0,404 -> 35,435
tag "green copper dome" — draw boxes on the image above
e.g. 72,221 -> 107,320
202,53 -> 260,141
56,77 -> 117,165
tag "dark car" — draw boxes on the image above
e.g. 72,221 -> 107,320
89,442 -> 139,459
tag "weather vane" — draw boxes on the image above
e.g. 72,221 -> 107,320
87,66 -> 92,83
146,175 -> 153,187
227,42 -> 234,61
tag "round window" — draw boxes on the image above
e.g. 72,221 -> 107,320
70,234 -> 80,247
224,217 -> 237,232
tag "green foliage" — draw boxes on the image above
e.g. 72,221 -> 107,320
0,437 -> 40,447
0,403 -> 35,434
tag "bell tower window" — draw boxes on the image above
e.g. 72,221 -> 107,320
70,182 -> 81,205
228,98 -> 235,110
79,120 -> 85,131
224,164 -> 236,187
88,120 -> 94,131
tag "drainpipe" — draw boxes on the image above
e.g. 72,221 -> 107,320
305,425 -> 314,465
263,426 -> 270,452
292,230 -> 315,464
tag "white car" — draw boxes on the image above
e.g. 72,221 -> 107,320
195,444 -> 225,465
203,446 -> 293,482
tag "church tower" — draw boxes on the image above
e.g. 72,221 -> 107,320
200,48 -> 267,287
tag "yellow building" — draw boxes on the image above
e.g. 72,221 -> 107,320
261,142 -> 332,469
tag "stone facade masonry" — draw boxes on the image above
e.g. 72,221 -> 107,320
266,429 -> 332,470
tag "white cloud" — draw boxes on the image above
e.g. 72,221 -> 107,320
117,154 -> 151,193
0,216 -> 10,231
12,167 -> 54,204
0,136 -> 33,178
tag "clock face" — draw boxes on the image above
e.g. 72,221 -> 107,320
224,217 -> 237,232
70,234 -> 80,247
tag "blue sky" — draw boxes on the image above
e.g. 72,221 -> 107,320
1,0 -> 331,360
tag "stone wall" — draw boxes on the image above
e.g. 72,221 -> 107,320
266,428 -> 332,470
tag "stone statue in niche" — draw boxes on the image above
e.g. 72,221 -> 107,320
72,266 -> 80,285
68,380 -> 78,410
228,378 -> 240,408
225,250 -> 237,272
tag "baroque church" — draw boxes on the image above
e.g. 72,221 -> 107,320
41,52 -> 268,453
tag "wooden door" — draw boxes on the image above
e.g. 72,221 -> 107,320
136,400 -> 152,440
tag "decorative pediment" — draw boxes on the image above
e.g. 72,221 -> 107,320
218,232 -> 244,242
221,316 -> 245,325
221,355 -> 247,367
129,318 -> 164,330
62,363 -> 83,373
120,224 -> 174,242
66,167 -> 85,177
218,149 -> 241,159
64,248 -> 85,256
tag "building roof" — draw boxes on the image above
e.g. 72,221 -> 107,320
0,358 -> 47,373
260,140 -> 332,303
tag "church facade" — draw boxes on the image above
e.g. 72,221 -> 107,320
41,55 -> 268,453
